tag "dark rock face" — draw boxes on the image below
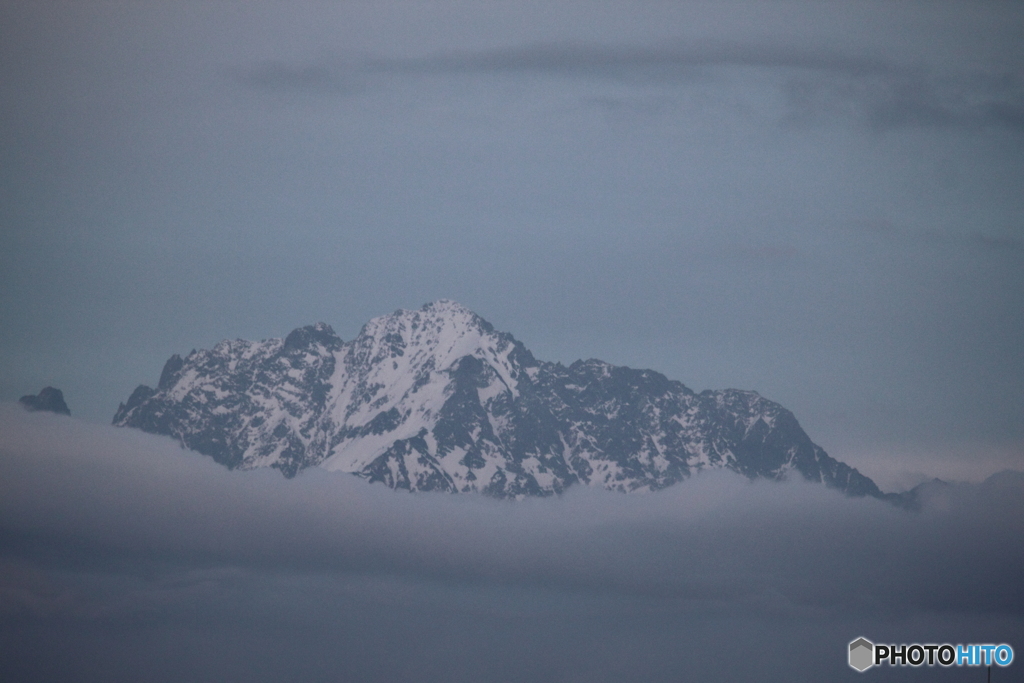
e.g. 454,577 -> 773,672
19,387 -> 71,415
113,300 -> 896,502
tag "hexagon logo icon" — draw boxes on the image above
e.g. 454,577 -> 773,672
849,637 -> 874,672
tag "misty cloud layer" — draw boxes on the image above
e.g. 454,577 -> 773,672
237,42 -> 1024,133
2,406 -> 1021,681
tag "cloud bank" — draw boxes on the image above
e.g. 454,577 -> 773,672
1,405 -> 1021,681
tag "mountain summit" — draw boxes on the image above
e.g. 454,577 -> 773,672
114,300 -> 889,500
20,386 -> 71,415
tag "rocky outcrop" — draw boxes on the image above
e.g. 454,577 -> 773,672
20,387 -> 71,416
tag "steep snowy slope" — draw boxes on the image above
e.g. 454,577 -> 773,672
114,300 -> 886,500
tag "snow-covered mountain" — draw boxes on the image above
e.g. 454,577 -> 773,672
114,300 -> 891,500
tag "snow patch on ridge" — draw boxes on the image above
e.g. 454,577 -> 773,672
112,300 -> 888,501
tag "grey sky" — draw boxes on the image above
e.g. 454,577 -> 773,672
2,1 -> 1023,491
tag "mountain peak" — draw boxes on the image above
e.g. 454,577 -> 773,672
20,386 -> 71,416
112,303 -> 893,503
420,298 -> 475,316
354,300 -> 508,369
364,300 -> 490,335
284,322 -> 342,351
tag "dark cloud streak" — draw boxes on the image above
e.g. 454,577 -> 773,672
232,61 -> 359,95
973,232 -> 1024,252
234,41 -> 1024,132
373,42 -> 896,77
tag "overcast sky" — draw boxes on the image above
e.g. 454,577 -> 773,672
2,4 -> 1023,679
2,1 -> 1023,490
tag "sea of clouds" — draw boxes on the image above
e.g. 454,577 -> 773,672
1,404 -> 1021,682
